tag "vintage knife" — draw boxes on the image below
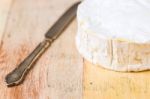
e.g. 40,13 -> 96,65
5,1 -> 80,86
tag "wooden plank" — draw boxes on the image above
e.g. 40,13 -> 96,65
84,60 -> 150,99
47,19 -> 83,99
0,0 -> 83,99
0,0 -> 12,41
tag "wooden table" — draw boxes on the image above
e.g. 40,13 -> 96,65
0,0 -> 150,99
0,0 -> 82,99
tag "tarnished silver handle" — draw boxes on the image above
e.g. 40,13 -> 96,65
5,39 -> 51,86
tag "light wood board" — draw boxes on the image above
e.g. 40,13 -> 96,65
84,61 -> 150,99
0,0 -> 82,99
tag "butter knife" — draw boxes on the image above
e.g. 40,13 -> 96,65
5,1 -> 80,86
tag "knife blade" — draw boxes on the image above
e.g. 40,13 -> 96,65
5,1 -> 81,87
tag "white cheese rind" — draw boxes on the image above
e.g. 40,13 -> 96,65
77,0 -> 150,43
76,0 -> 150,71
76,24 -> 150,71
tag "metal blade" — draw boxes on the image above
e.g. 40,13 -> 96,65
45,1 -> 80,40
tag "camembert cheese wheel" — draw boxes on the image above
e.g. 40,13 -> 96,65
76,0 -> 150,71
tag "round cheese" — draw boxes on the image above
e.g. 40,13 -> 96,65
76,0 -> 150,71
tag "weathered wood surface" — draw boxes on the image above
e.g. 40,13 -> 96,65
84,61 -> 150,99
0,0 -> 12,41
1,0 -> 150,99
0,0 -> 82,99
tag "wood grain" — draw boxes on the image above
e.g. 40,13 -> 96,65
84,60 -> 150,99
0,0 -> 82,99
2,0 -> 150,99
0,0 -> 12,41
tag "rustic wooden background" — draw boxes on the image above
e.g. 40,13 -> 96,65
0,0 -> 83,99
0,0 -> 150,99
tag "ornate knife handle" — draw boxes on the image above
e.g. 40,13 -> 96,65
5,39 -> 51,86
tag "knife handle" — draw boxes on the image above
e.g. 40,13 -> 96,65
5,39 -> 51,86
